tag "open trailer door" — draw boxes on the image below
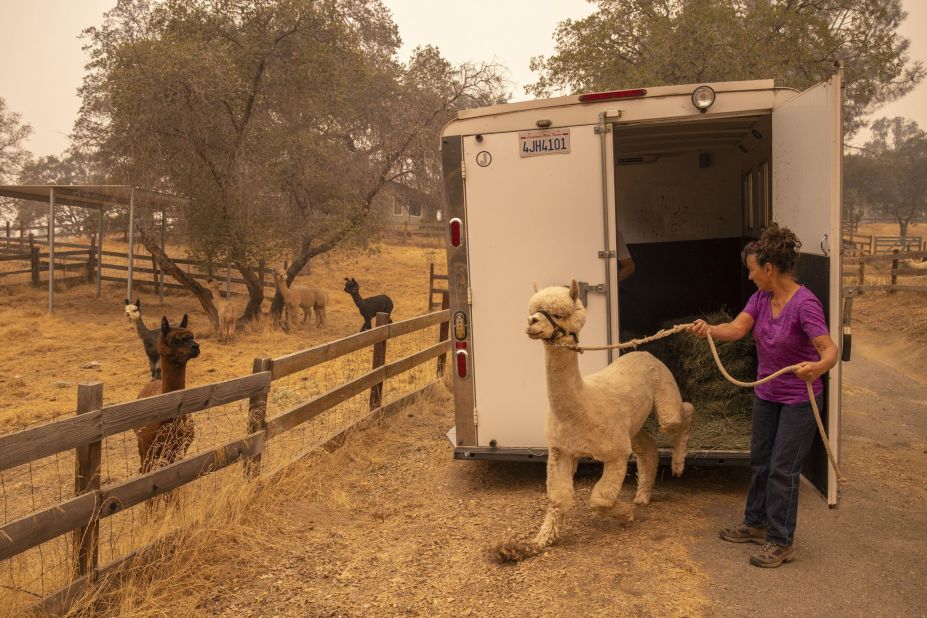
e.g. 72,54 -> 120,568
462,121 -> 617,448
772,73 -> 843,505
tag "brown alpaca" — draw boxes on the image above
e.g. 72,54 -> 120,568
135,314 -> 201,474
273,268 -> 328,328
205,277 -> 237,343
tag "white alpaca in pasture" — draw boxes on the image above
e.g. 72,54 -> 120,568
496,280 -> 694,562
205,277 -> 237,343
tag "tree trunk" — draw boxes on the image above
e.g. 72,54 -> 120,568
899,219 -> 908,239
237,261 -> 266,323
136,225 -> 220,330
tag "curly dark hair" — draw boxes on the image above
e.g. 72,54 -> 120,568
741,222 -> 803,274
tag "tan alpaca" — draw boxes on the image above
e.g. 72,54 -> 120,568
496,280 -> 694,562
273,268 -> 328,328
205,277 -> 237,343
902,258 -> 927,271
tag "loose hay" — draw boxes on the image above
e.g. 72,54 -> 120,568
640,310 -> 755,450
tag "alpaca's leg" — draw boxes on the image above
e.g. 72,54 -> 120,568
301,305 -> 309,325
315,305 -> 326,327
496,447 -> 575,562
631,430 -> 659,505
361,318 -> 371,332
535,447 -> 576,545
590,453 -> 634,522
670,402 -> 695,476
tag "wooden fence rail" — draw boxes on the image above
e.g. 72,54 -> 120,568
0,307 -> 450,612
843,249 -> 927,295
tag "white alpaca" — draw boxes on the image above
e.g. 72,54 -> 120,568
205,277 -> 237,343
902,258 -> 927,272
496,280 -> 694,562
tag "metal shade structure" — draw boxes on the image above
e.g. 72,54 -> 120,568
0,185 -> 189,313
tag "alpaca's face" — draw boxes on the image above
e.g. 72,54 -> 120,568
343,278 -> 359,295
159,326 -> 200,365
526,286 -> 586,341
125,304 -> 141,322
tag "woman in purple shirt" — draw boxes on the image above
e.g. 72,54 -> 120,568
689,223 -> 838,568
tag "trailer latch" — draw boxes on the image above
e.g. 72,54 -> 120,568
598,250 -> 616,259
577,281 -> 606,306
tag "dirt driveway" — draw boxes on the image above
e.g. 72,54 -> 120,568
196,323 -> 926,618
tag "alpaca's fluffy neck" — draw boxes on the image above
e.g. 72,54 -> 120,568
543,342 -> 585,419
275,274 -> 292,297
160,359 -> 187,393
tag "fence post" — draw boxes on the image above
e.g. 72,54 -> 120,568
369,312 -> 389,411
857,259 -> 865,286
890,249 -> 899,292
30,242 -> 40,288
86,235 -> 96,283
428,262 -> 435,311
74,382 -> 103,580
245,357 -> 272,477
436,291 -> 450,376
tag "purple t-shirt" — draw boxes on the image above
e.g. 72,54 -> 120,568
742,286 -> 830,404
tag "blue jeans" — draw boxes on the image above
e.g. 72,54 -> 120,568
743,393 -> 822,546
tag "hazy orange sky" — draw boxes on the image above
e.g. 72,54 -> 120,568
0,0 -> 923,157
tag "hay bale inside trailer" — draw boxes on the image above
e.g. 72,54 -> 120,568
640,310 -> 756,450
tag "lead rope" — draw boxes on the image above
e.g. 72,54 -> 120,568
550,322 -> 845,483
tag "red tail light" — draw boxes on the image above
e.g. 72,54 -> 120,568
455,350 -> 468,379
578,88 -> 647,103
449,218 -> 462,247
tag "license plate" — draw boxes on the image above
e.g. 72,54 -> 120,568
519,129 -> 570,157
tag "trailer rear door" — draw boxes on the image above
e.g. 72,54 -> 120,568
463,126 -> 615,447
772,74 -> 843,505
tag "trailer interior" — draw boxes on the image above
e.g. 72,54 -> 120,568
613,114 -> 773,438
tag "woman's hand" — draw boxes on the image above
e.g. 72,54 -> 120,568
794,361 -> 824,382
688,319 -> 712,339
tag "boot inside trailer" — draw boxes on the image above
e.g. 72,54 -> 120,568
613,114 -> 772,449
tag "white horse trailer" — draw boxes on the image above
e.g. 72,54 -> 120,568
440,75 -> 847,506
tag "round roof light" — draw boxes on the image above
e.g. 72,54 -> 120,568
691,85 -> 716,113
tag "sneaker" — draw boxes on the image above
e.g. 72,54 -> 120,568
719,524 -> 766,544
749,542 -> 795,568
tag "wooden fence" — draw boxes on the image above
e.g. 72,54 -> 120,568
842,249 -> 927,294
0,235 -> 277,295
841,233 -> 924,255
0,308 -> 450,613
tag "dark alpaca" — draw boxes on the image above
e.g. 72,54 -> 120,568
343,277 -> 394,331
135,314 -> 201,474
125,298 -> 161,379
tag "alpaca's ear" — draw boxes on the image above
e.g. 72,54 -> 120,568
532,281 -> 539,293
351,278 -> 357,283
344,277 -> 350,282
161,316 -> 170,335
180,314 -> 189,328
135,298 -> 141,308
569,280 -> 579,302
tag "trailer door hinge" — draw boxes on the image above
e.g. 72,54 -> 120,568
593,125 -> 612,135
473,407 -> 478,427
461,160 -> 466,180
576,281 -> 606,306
467,286 -> 472,305
598,250 -> 616,258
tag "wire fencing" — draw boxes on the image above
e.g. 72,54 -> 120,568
0,308 -> 449,614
